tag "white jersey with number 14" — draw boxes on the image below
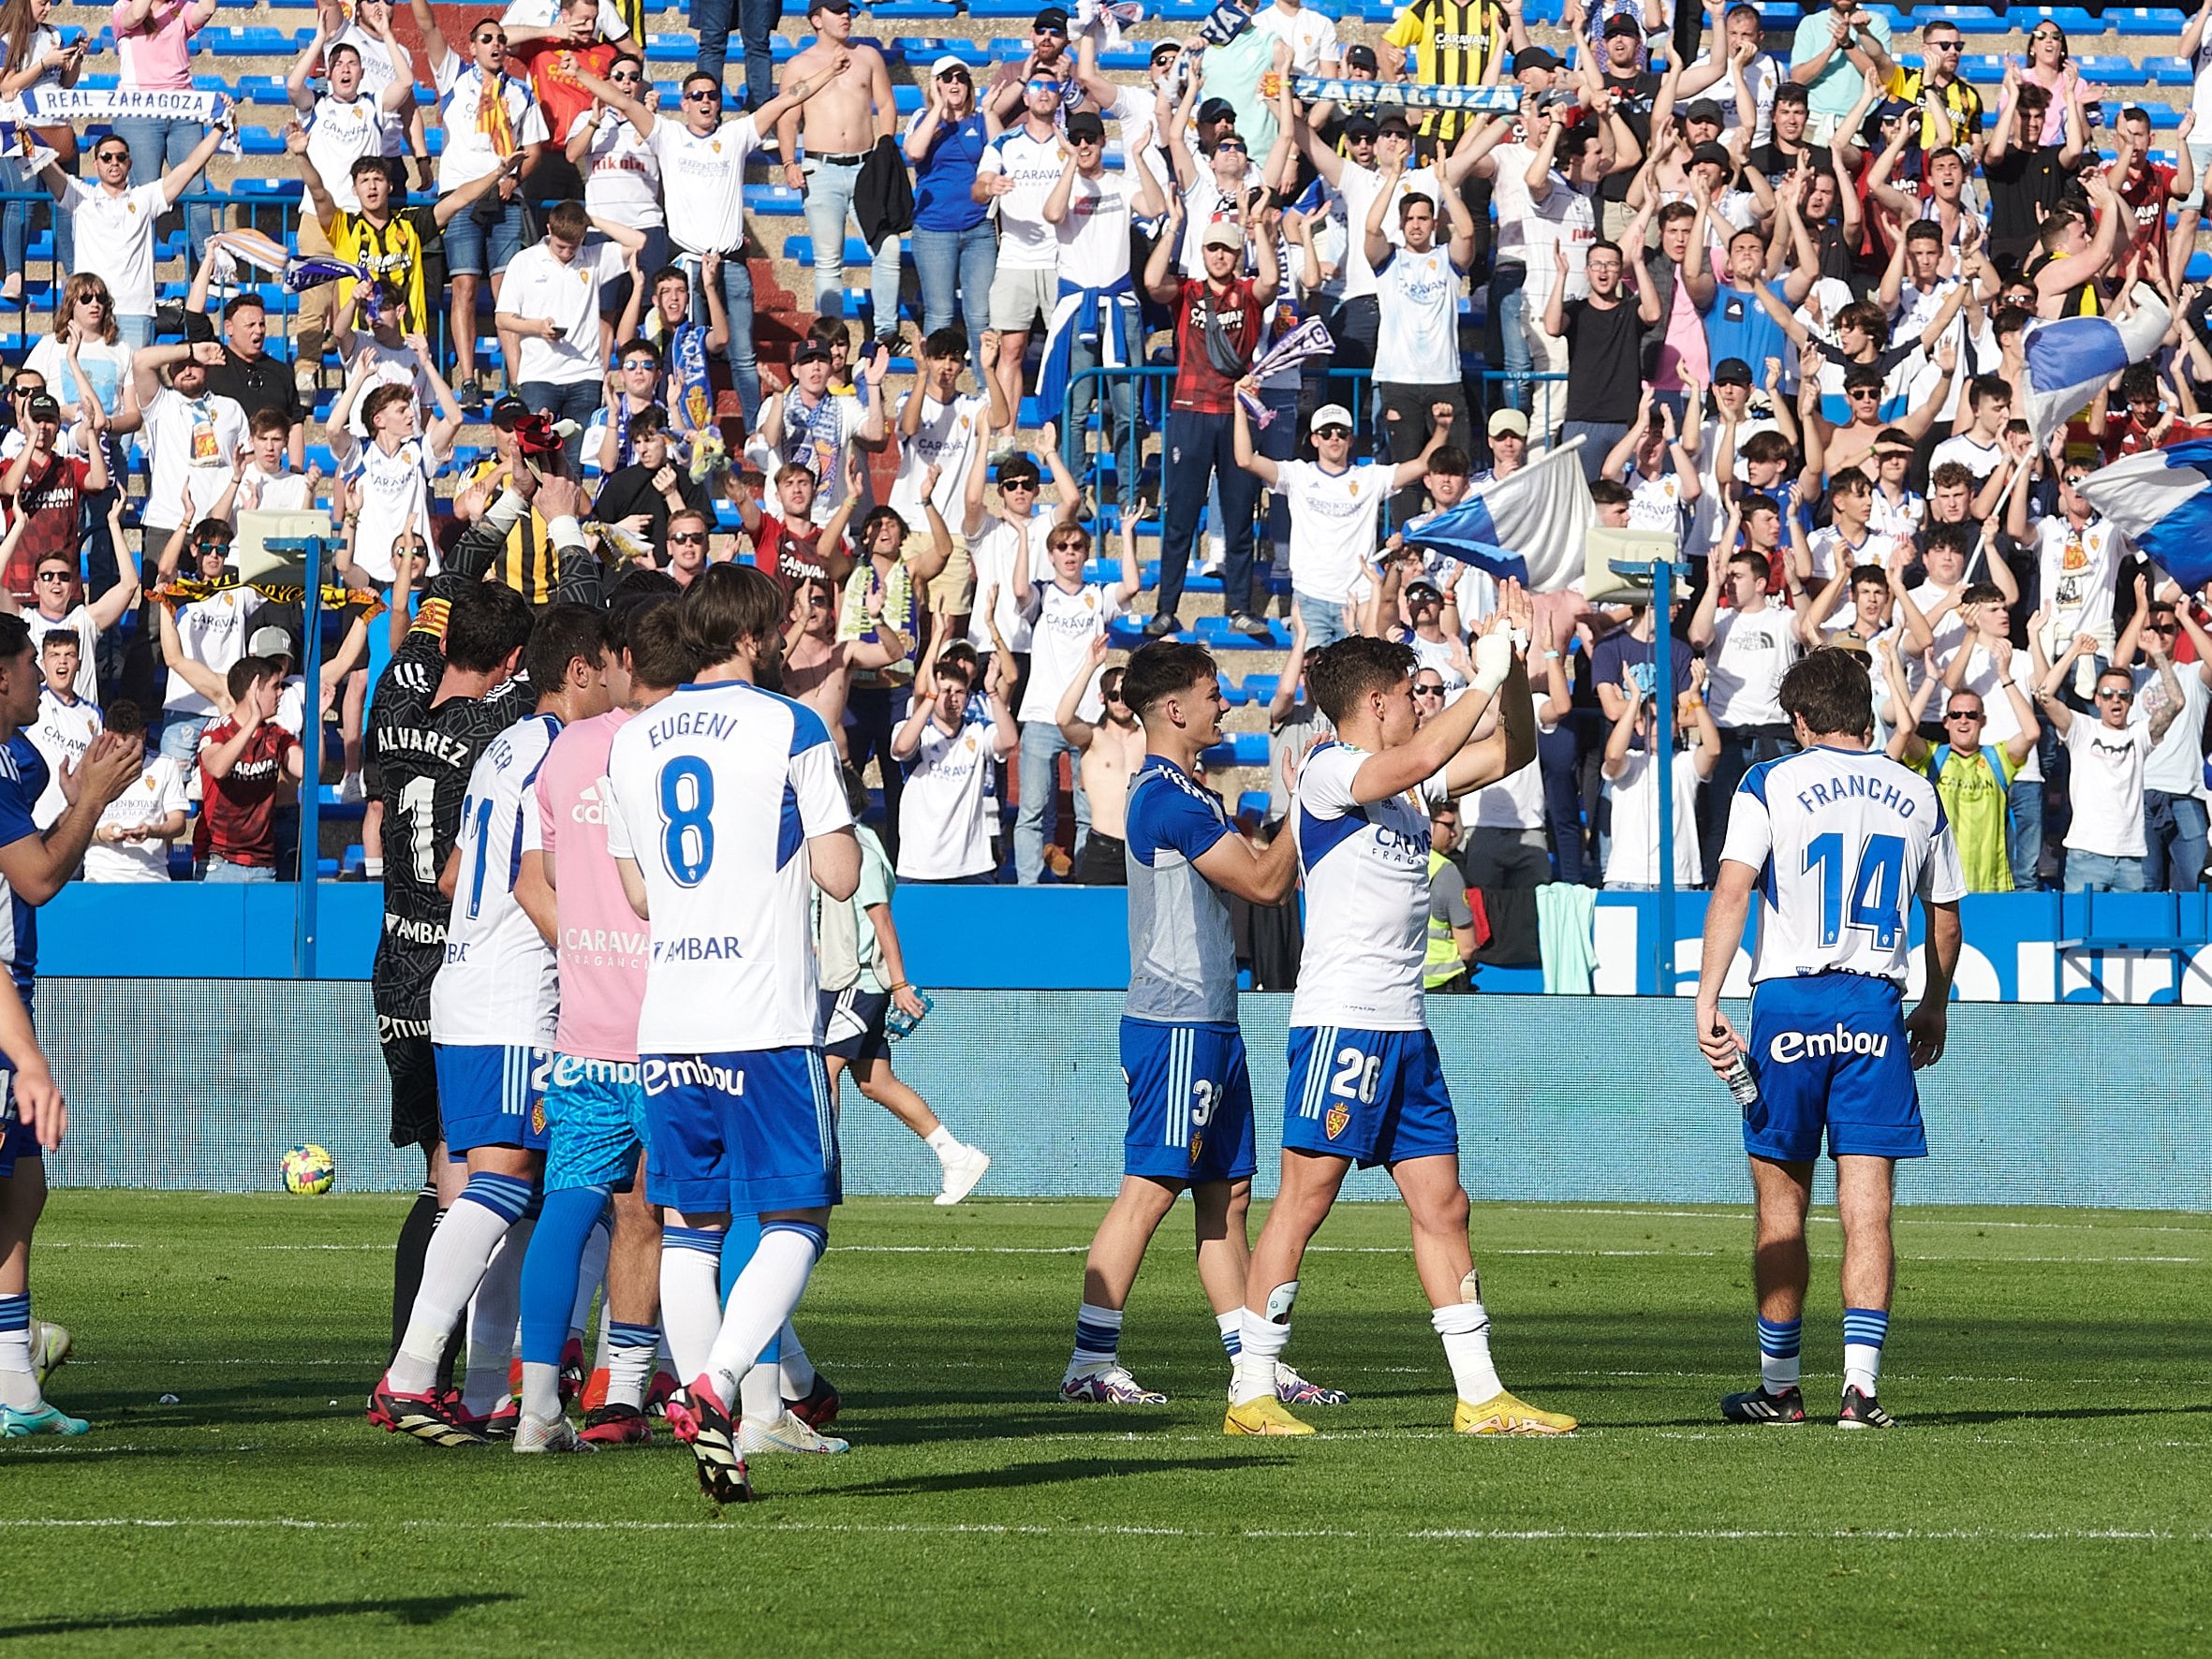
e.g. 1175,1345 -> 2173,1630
603,680 -> 852,1054
1719,743 -> 1966,987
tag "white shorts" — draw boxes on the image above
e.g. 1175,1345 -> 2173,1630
990,264 -> 1057,333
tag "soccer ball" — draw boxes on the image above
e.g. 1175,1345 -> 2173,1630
281,1144 -> 336,1196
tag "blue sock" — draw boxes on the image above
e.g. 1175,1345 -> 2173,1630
1757,1315 -> 1802,1393
518,1185 -> 610,1370
1842,1307 -> 1889,1395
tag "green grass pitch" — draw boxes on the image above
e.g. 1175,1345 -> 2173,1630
2,1191 -> 2207,1654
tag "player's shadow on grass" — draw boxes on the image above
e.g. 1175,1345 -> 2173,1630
833,1452 -> 1293,1497
0,1591 -> 518,1639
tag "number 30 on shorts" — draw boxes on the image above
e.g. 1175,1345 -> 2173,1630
657,756 -> 715,886
1331,1048 -> 1380,1105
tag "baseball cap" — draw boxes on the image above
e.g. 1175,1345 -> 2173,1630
1535,87 -> 1577,113
1487,407 -> 1529,437
1198,95 -> 1236,125
1067,110 -> 1106,141
805,0 -> 849,13
490,394 -> 529,428
1601,12 -> 1643,36
248,625 -> 292,658
1343,42 -> 1379,70
1682,97 -> 1724,125
1406,580 -> 1443,601
931,53 -> 970,78
1512,45 -> 1558,73
1310,403 -> 1354,433
1149,38 -> 1180,64
1377,111 -> 1415,137
1710,357 -> 1753,387
1689,140 -> 1733,170
1033,5 -> 1069,30
23,390 -> 57,422
791,340 -> 833,366
1341,112 -> 1379,139
1200,220 -> 1244,250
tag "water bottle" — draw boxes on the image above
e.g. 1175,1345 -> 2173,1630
1717,1035 -> 1759,1110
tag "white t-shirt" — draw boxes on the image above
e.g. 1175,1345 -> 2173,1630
85,754 -> 186,882
890,391 -> 984,526
2063,716 -> 2151,858
964,512 -> 1053,654
896,714 -> 1001,880
1603,745 -> 1703,888
64,179 -> 171,316
25,606 -> 98,705
1688,49 -> 1783,143
341,434 -> 445,584
1018,581 -> 1119,723
603,681 -> 852,1053
431,713 -> 561,1047
1288,740 -> 1431,1031
341,335 -> 435,431
243,463 -> 315,514
1929,431 -> 2003,482
2034,513 -> 2124,639
164,588 -> 262,715
1335,160 -> 1442,301
500,0 -> 630,37
2133,666 -> 2210,797
502,237 -> 627,386
140,388 -> 250,531
431,53 -> 550,192
567,109 -> 664,228
27,686 -> 98,829
333,22 -> 408,99
1054,170 -> 1135,289
1276,459 -> 1393,604
306,92 -> 403,213
22,335 -> 131,424
1372,242 -> 1461,383
1704,606 -> 1798,727
1949,639 -> 2042,785
648,116 -> 763,255
759,390 -> 868,526
1465,685 -> 1548,830
978,125 -> 1066,272
1251,1 -> 1338,72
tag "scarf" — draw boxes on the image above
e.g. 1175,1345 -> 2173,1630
1288,76 -> 1521,113
475,68 -> 516,158
666,318 -> 713,435
1037,272 -> 1139,437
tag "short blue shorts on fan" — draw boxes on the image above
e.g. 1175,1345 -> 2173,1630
1743,973 -> 1925,1162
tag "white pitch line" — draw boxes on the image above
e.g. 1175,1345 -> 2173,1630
3,1518 -> 2206,1546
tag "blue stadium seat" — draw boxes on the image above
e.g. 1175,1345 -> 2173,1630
203,25 -> 305,54
748,184 -> 806,214
1957,53 -> 2008,85
1860,5 -> 1910,31
1193,615 -> 1290,650
2145,102 -> 2186,126
1235,790 -> 1270,822
1917,6 -> 2008,36
1240,674 -> 1281,706
643,32 -> 698,60
899,37 -> 988,65
2026,7 -> 2112,35
1198,732 -> 1271,768
2076,55 -> 2147,86
2146,61 -> 2195,89
1521,0 -> 1564,22
241,77 -> 294,106
2104,7 -> 2190,31
785,234 -> 916,266
966,0 -> 1038,14
1217,676 -> 1249,707
863,0 -> 955,17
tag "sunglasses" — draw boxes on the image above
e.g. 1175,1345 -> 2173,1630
1315,424 -> 1350,439
670,530 -> 707,544
96,149 -> 128,163
1846,387 -> 1879,399
621,358 -> 657,370
1000,477 -> 1039,491
683,87 -> 718,99
938,68 -> 970,81
1928,36 -> 1961,48
2146,620 -> 2180,633
473,30 -> 507,44
610,69 -> 642,81
35,569 -> 71,581
1071,132 -> 1102,144
1216,141 -> 1246,154
1035,23 -> 1065,35
2030,29 -> 2062,40
2097,687 -> 2134,700
1945,709 -> 1985,721
1413,683 -> 1445,697
1026,78 -> 1059,91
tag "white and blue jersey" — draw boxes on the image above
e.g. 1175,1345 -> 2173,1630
604,680 -> 852,1214
431,713 -> 561,1049
1119,756 -> 1255,1183
1719,744 -> 1968,1161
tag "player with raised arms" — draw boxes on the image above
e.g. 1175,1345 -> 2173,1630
1696,647 -> 1964,1429
603,563 -> 860,1505
1226,583 -> 1578,1438
1059,639 -> 1345,1410
369,605 -> 616,1446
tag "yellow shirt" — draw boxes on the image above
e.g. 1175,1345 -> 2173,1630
330,207 -> 433,338
1382,0 -> 1508,141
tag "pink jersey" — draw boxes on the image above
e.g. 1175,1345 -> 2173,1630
531,708 -> 645,1062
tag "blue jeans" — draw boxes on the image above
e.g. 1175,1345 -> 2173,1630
204,856 -> 275,883
159,712 -> 211,766
1158,408 -> 1258,623
1015,717 -> 1090,885
1066,333 -> 1138,510
1561,419 -> 1630,483
2065,850 -> 2146,892
1294,590 -> 1351,648
1259,383 -> 1299,565
910,221 -> 995,384
2007,773 -> 2043,891
694,0 -> 777,110
442,195 -> 528,278
1489,260 -> 1530,407
110,114 -> 213,269
116,315 -> 154,349
519,378 -> 604,473
2143,789 -> 2208,891
0,153 -> 68,291
687,253 -> 760,426
802,156 -> 902,338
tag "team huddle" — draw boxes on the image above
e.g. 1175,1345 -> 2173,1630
334,519 -> 1962,1498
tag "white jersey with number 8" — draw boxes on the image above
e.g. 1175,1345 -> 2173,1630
603,681 -> 853,1053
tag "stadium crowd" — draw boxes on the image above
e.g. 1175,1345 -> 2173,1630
0,0 -> 2200,913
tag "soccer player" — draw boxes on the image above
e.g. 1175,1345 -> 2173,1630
1061,639 -> 1347,1410
1695,648 -> 1965,1430
0,611 -> 141,1434
371,604 -> 616,1446
603,564 -> 861,1504
1227,587 -> 1579,1439
367,551 -> 536,1394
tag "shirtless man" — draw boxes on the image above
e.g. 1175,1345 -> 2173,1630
777,0 -> 903,341
781,573 -> 908,756
1794,336 -> 1957,480
1056,633 -> 1149,887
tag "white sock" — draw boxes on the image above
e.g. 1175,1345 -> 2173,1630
520,1359 -> 562,1421
738,1357 -> 782,1423
608,1333 -> 657,1411
1432,1299 -> 1502,1404
1216,1310 -> 1242,1358
462,1215 -> 533,1417
776,1320 -> 817,1397
363,857 -> 384,878
1069,1301 -> 1123,1371
924,1124 -> 958,1164
705,1224 -> 826,1407
593,1313 -> 612,1375
568,1219 -> 611,1343
0,1297 -> 37,1410
1231,1308 -> 1289,1406
657,1227 -> 726,1386
388,1177 -> 528,1395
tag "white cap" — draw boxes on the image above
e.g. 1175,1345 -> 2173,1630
930,53 -> 970,78
1309,404 -> 1354,433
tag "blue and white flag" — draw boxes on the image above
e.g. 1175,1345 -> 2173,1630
2019,293 -> 2170,449
1402,438 -> 1594,593
2073,438 -> 2212,593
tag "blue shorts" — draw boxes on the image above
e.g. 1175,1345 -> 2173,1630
433,1043 -> 553,1155
0,994 -> 39,1178
1119,1018 -> 1257,1184
1744,973 -> 1925,1163
1283,1025 -> 1458,1168
641,1047 -> 841,1215
442,197 -> 528,278
541,1054 -> 648,1194
818,986 -> 890,1064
